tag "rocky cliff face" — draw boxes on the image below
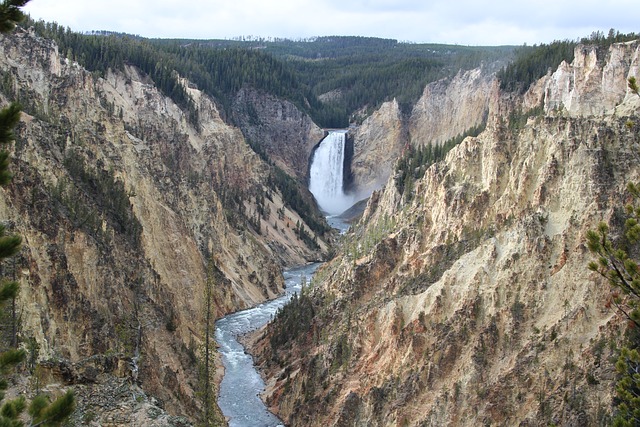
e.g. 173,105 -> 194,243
409,67 -> 497,145
0,28 -> 328,424
232,86 -> 325,180
252,41 -> 640,426
541,40 -> 640,116
349,99 -> 405,198
347,66 -> 498,202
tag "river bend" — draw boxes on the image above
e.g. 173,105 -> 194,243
215,263 -> 321,427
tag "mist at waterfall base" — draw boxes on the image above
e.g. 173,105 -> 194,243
216,264 -> 321,427
309,130 -> 355,217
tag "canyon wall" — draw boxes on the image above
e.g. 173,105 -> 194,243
349,99 -> 405,199
409,67 -> 497,145
0,28 -> 328,424
540,40 -> 640,116
254,41 -> 640,426
348,66 -> 498,202
232,86 -> 325,180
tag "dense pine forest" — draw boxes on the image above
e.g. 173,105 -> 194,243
154,36 -> 516,123
23,18 -> 515,127
22,20 -> 638,132
166,36 -> 515,120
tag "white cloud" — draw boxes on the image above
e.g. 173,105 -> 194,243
23,0 -> 639,45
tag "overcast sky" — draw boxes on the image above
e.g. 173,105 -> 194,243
23,0 -> 639,46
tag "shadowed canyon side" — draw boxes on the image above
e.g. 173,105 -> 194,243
232,87 -> 325,181
0,28 -> 331,424
252,40 -> 640,426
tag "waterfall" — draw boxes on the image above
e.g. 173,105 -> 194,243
309,130 -> 353,216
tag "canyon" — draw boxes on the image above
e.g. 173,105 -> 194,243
0,22 -> 639,427
251,40 -> 640,426
0,27 -> 330,425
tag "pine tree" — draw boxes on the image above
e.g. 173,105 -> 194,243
0,1 -> 75,424
630,77 -> 639,97
586,77 -> 640,426
0,0 -> 28,33
588,185 -> 640,426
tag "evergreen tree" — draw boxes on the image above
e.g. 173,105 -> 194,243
588,185 -> 640,426
587,78 -> 640,426
0,0 -> 27,33
630,77 -> 639,97
0,1 -> 75,424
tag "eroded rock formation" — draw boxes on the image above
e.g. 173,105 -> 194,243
349,99 -> 405,198
347,66 -> 498,202
253,41 -> 640,426
232,86 -> 325,180
409,67 -> 497,145
0,27 -> 329,424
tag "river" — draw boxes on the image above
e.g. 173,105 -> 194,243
215,263 -> 321,427
216,128 -> 350,425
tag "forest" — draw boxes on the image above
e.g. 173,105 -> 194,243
156,35 -> 516,123
23,19 -> 515,128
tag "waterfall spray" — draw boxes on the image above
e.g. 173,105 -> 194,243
309,130 -> 353,215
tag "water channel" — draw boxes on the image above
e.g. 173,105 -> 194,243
215,263 -> 321,427
216,130 -> 351,425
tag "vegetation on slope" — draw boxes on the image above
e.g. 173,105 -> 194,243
54,150 -> 142,247
25,19 -> 306,125
588,182 -> 640,426
163,36 -> 515,123
395,123 -> 487,200
587,78 -> 640,426
24,20 -> 516,128
245,137 -> 330,237
0,0 -> 75,424
278,39 -> 513,119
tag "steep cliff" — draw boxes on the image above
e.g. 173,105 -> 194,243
232,86 -> 325,180
409,67 -> 497,145
253,41 -> 640,426
349,99 -> 406,198
540,40 -> 640,116
0,27 -> 329,424
347,66 -> 498,202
